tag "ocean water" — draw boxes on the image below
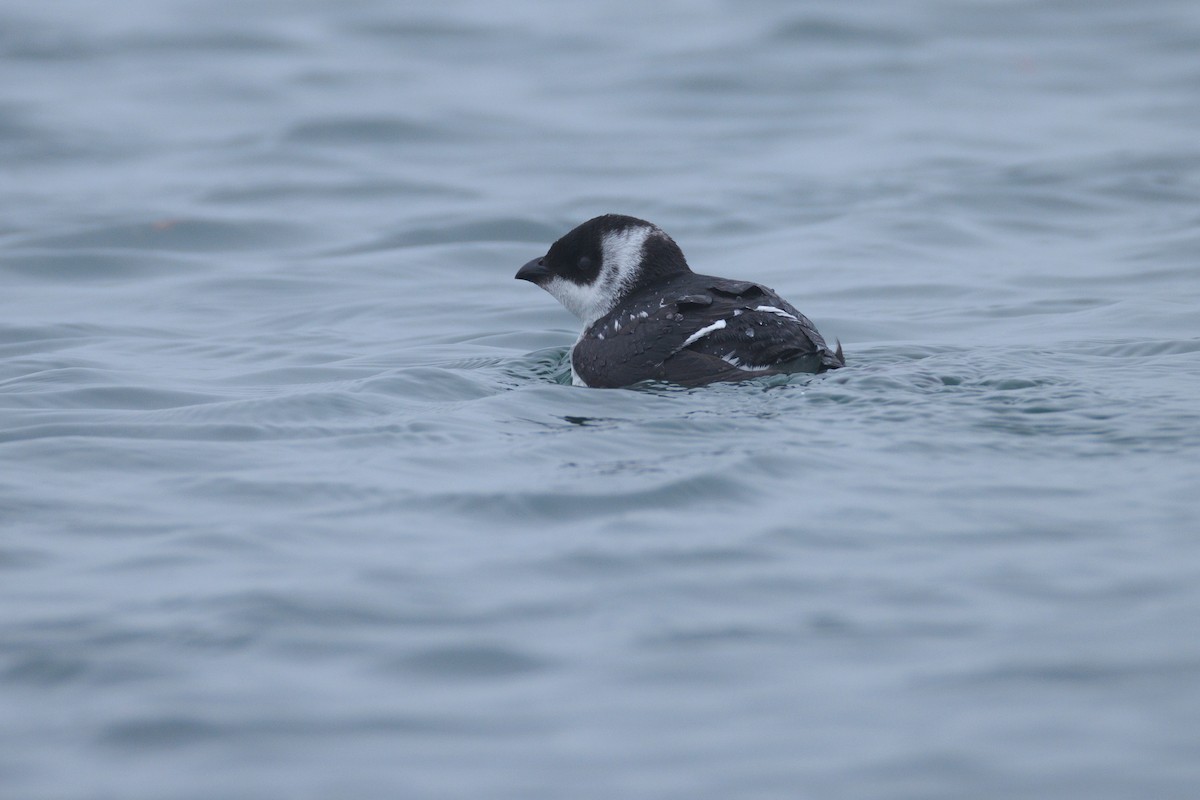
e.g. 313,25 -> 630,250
3,0 -> 1200,797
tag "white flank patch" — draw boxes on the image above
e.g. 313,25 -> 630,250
755,305 -> 798,321
737,363 -> 774,371
681,319 -> 727,348
570,361 -> 589,386
721,353 -> 772,371
568,336 -> 591,387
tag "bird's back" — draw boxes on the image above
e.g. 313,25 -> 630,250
571,273 -> 843,388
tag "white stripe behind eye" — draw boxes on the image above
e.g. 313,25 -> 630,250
601,227 -> 653,297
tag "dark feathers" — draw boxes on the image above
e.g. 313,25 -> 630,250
572,274 -> 844,388
517,214 -> 844,388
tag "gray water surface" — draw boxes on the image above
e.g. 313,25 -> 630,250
3,1 -> 1200,798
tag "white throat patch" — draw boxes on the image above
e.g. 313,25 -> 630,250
542,226 -> 655,328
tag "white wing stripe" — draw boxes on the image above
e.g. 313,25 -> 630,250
680,319 -> 727,347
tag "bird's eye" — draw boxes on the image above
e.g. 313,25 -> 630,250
578,256 -> 592,271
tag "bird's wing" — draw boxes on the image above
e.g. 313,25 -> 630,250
572,276 -> 843,388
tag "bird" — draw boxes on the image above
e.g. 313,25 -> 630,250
515,214 -> 844,388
